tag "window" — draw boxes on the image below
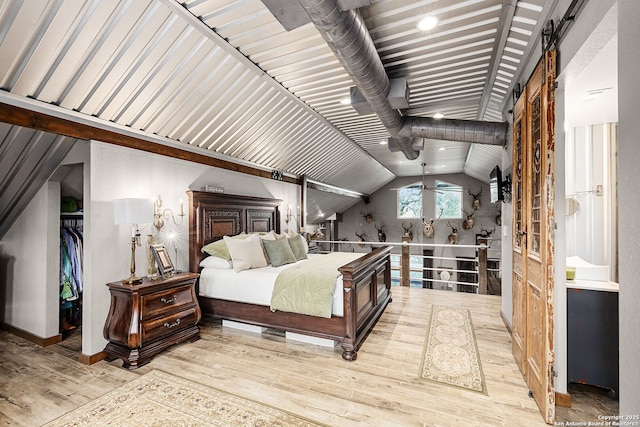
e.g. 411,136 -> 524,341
398,182 -> 422,218
435,180 -> 462,218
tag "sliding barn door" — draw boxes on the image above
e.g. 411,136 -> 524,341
512,50 -> 556,424
512,86 -> 527,377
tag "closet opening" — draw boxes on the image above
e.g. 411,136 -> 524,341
58,163 -> 84,343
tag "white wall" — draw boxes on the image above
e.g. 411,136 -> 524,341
0,182 -> 60,338
618,0 -> 640,415
565,124 -> 616,269
500,146 -> 513,326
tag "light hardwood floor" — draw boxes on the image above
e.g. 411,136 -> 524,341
0,286 -> 617,426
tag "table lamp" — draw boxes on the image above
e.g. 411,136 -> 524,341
114,198 -> 154,284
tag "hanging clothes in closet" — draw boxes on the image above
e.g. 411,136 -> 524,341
60,217 -> 83,331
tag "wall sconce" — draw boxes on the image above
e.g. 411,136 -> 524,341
153,195 -> 185,231
285,205 -> 297,232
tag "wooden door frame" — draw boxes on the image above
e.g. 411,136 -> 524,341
511,86 -> 527,377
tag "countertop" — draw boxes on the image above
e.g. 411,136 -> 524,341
565,278 -> 619,292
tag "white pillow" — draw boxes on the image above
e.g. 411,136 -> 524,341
199,256 -> 232,269
223,234 -> 268,272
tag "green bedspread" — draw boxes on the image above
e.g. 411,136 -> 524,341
270,252 -> 362,318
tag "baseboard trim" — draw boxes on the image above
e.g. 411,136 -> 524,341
1,323 -> 62,346
556,392 -> 572,408
500,310 -> 512,333
78,351 -> 107,366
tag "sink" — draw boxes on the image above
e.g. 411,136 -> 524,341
566,256 -> 610,281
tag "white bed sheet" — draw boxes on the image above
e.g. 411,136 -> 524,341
199,254 -> 344,317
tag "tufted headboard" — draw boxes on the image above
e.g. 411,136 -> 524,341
187,191 -> 282,272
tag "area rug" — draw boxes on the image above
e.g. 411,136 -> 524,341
420,305 -> 486,394
44,370 -> 327,426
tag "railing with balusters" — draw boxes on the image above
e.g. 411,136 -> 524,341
310,236 -> 500,294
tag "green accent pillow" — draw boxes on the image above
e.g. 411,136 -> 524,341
262,237 -> 297,267
201,239 -> 230,260
288,234 -> 308,261
201,233 -> 249,261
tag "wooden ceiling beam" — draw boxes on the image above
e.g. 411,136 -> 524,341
0,102 -> 299,185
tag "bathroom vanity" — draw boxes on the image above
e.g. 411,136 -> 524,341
566,278 -> 619,397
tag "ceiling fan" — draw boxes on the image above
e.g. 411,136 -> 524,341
389,163 -> 446,194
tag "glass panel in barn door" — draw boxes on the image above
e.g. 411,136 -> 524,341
530,94 -> 542,256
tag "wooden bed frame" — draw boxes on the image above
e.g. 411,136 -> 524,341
187,190 -> 392,361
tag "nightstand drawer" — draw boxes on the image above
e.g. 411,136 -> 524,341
141,306 -> 199,344
142,285 -> 194,319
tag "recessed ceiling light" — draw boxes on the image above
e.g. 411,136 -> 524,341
439,147 -> 445,151
433,112 -> 444,119
441,164 -> 446,168
418,15 -> 438,31
380,140 -> 387,145
340,97 -> 351,105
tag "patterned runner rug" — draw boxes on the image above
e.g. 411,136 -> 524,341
44,370 -> 327,426
420,305 -> 486,394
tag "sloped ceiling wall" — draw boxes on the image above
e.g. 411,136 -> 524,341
0,123 -> 79,239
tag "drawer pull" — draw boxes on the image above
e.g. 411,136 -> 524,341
161,296 -> 177,304
163,318 -> 181,329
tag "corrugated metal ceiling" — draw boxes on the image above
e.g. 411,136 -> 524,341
0,123 -> 78,238
0,0 -> 551,224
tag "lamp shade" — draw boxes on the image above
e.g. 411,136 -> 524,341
114,198 -> 153,225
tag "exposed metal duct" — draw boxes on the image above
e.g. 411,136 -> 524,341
297,0 -> 419,160
398,117 -> 509,146
298,0 -> 509,159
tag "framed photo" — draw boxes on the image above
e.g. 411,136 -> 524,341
151,244 -> 174,276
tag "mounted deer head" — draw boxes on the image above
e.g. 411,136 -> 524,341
311,226 -> 324,240
447,221 -> 459,245
375,223 -> 386,242
401,221 -> 414,242
361,211 -> 374,223
462,209 -> 475,230
355,231 -> 367,247
469,188 -> 482,210
421,209 -> 443,239
479,225 -> 496,238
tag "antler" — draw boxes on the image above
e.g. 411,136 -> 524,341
479,225 -> 496,236
423,209 -> 444,225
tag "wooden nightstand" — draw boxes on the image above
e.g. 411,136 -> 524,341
103,272 -> 201,369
